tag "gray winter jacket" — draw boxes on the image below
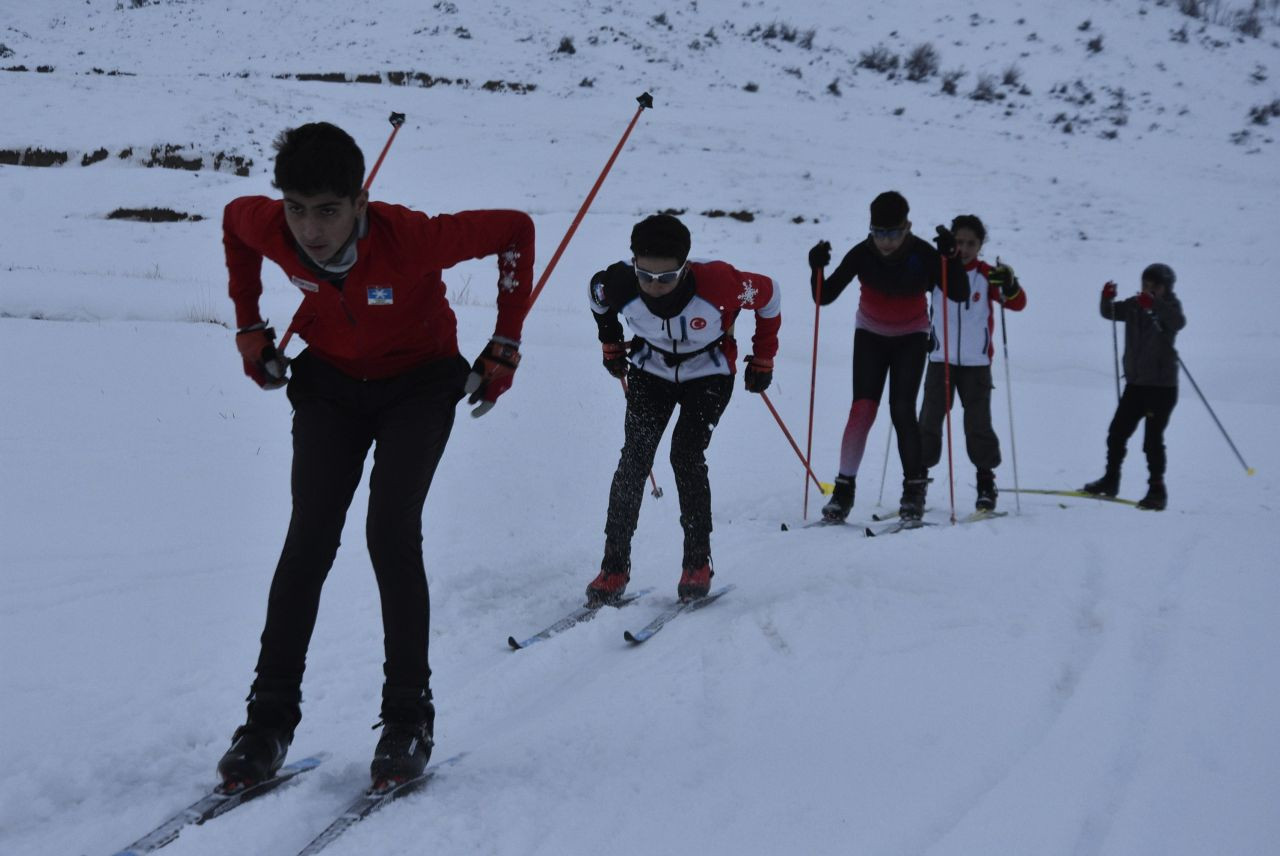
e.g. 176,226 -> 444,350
1100,291 -> 1186,387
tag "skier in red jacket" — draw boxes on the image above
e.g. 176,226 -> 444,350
218,122 -> 534,790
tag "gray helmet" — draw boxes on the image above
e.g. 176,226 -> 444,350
1142,263 -> 1176,290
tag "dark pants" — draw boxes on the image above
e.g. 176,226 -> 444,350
919,362 -> 1001,471
604,369 -> 733,571
251,350 -> 468,717
1105,383 -> 1178,480
838,329 -> 928,477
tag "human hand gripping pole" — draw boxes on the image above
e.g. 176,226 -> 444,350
236,321 -> 289,390
463,338 -> 521,417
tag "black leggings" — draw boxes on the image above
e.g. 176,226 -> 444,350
1106,383 -> 1178,479
253,351 -> 468,701
604,369 -> 733,570
837,329 -> 929,477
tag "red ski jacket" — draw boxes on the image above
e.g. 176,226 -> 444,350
224,197 -> 534,379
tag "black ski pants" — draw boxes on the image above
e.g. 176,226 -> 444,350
840,329 -> 929,478
252,350 -> 468,714
919,362 -> 1002,472
1106,383 -> 1178,480
603,369 -> 733,571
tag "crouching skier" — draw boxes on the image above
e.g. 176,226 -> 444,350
585,214 -> 781,604
218,122 -> 534,790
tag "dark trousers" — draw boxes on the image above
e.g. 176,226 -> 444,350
838,329 -> 928,477
252,350 -> 468,712
919,362 -> 1002,472
1105,383 -> 1178,480
604,369 -> 733,570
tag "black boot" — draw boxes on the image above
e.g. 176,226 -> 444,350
217,686 -> 300,789
1082,470 -> 1120,497
371,687 -> 435,786
1137,478 -> 1167,511
899,475 -> 929,521
975,469 -> 998,511
821,475 -> 856,522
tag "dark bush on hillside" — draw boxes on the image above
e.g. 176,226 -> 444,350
904,43 -> 939,81
941,69 -> 966,95
1087,35 -> 1104,54
970,74 -> 1002,102
1249,99 -> 1280,124
557,37 -> 575,54
859,44 -> 899,74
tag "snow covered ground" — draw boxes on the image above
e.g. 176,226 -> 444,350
2,1 -> 1279,854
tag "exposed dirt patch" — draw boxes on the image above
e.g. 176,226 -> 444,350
276,70 -> 536,93
0,148 -> 69,167
107,207 -> 205,223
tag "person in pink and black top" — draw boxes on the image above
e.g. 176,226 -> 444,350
807,191 -> 968,522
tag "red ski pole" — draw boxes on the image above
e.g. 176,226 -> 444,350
278,112 -> 406,354
761,391 -> 828,493
803,267 -> 824,520
527,92 -> 653,311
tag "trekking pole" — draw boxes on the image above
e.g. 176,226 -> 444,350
1144,309 -> 1256,476
998,298 -> 1023,514
803,268 -> 824,519
876,423 -> 892,507
527,92 -> 654,311
619,376 -> 664,497
937,228 -> 956,524
1177,356 -> 1256,475
278,111 -> 406,354
760,392 -> 831,494
1109,286 -> 1121,403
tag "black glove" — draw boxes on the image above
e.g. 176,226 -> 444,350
988,263 -> 1020,300
808,240 -> 832,271
743,355 -> 773,393
933,225 -> 956,257
602,341 -> 628,379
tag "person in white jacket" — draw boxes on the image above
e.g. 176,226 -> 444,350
918,214 -> 1026,511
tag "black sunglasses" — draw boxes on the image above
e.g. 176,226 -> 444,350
869,226 -> 907,240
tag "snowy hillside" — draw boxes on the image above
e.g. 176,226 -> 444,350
2,1 -> 1279,854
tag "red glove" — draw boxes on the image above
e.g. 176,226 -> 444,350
743,355 -> 773,393
235,323 -> 288,390
464,338 -> 521,417
602,341 -> 628,379
1136,291 -> 1154,310
1101,281 -> 1118,301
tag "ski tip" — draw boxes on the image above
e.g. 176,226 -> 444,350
780,522 -> 789,531
864,527 -> 876,537
623,630 -> 644,644
507,636 -> 523,650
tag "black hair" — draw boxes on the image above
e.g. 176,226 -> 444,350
869,191 -> 909,227
950,214 -> 987,243
272,122 -> 365,199
631,213 -> 692,263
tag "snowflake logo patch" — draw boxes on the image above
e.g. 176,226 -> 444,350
738,279 -> 758,307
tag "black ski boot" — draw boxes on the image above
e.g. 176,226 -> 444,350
899,475 -> 929,521
371,687 -> 435,787
217,686 -> 300,790
1137,479 -> 1167,511
975,469 -> 998,511
821,475 -> 856,522
1082,470 -> 1120,497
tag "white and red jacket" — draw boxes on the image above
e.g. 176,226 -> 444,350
590,259 -> 781,384
927,260 -> 1027,366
